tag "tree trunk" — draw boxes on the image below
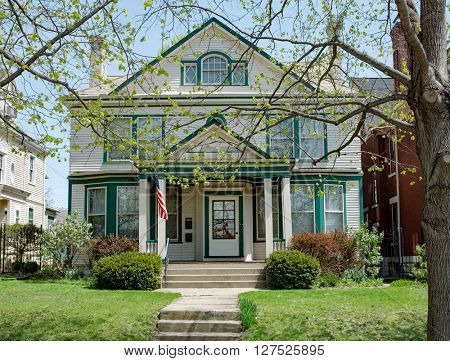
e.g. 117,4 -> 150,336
414,90 -> 450,340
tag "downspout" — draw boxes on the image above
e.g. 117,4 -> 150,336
394,128 -> 402,263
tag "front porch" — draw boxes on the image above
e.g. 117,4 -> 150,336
139,176 -> 292,262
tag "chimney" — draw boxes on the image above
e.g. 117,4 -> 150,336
89,37 -> 107,88
326,17 -> 344,82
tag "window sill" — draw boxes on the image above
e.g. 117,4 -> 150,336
388,172 -> 396,178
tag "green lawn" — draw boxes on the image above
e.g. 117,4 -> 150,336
240,286 -> 427,341
0,280 -> 178,341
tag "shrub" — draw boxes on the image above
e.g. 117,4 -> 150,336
314,273 -> 340,288
339,278 -> 383,288
6,224 -> 42,266
265,250 -> 320,289
390,279 -> 427,288
65,268 -> 87,280
40,211 -> 92,270
342,268 -> 367,283
411,244 -> 427,282
30,267 -> 63,280
88,236 -> 139,265
291,230 -> 356,275
23,261 -> 39,274
239,298 -> 257,330
92,252 -> 162,290
352,224 -> 383,279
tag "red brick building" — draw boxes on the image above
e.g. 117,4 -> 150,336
360,20 -> 424,275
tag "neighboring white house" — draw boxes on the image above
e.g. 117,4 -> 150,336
66,18 -> 362,262
0,83 -> 47,228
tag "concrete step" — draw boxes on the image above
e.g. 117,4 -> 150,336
157,319 -> 242,333
167,267 -> 265,275
166,273 -> 265,282
158,331 -> 241,341
162,280 -> 267,288
159,309 -> 240,321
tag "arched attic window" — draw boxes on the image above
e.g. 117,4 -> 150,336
202,55 -> 228,85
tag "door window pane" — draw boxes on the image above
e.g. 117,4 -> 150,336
212,200 -> 236,239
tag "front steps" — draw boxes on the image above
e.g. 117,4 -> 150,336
157,263 -> 265,341
162,262 -> 267,289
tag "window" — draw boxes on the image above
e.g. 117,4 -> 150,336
212,200 -> 235,239
108,117 -> 132,160
270,117 -> 294,158
10,163 -> 14,184
324,184 -> 344,232
300,118 -> 325,159
0,154 -> 3,183
291,184 -> 315,233
232,63 -> 245,85
202,56 -> 228,85
388,137 -> 396,175
166,187 -> 179,242
48,216 -> 55,227
137,117 -> 163,159
117,186 -> 139,239
29,155 -> 35,183
28,207 -> 34,225
87,188 -> 106,236
183,64 -> 197,85
256,185 -> 280,240
371,171 -> 378,205
15,209 -> 20,224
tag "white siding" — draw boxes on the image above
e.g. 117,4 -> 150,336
346,180 -> 361,230
253,242 -> 266,260
71,184 -> 85,218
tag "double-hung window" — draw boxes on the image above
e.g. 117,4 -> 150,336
108,117 -> 132,161
29,155 -> 35,183
166,187 -> 179,242
256,185 -> 280,240
270,117 -> 294,158
291,184 -> 315,233
117,186 -> 139,240
231,63 -> 245,85
28,207 -> 34,225
299,118 -> 325,159
87,188 -> 106,236
183,64 -> 197,85
324,184 -> 344,232
137,117 -> 163,159
202,56 -> 228,85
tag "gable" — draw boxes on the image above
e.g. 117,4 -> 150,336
112,18 -> 314,95
169,118 -> 269,162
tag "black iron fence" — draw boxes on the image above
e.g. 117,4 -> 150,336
0,223 -> 43,274
380,230 -> 418,279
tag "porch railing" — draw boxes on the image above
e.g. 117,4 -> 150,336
146,238 -> 170,282
273,239 -> 287,251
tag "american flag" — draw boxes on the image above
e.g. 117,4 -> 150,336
154,175 -> 168,220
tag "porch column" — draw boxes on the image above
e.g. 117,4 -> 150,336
264,178 -> 273,257
281,177 -> 293,247
157,177 -> 166,255
138,177 -> 149,252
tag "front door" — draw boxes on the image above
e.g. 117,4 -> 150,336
208,196 -> 240,257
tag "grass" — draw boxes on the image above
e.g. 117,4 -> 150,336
239,285 -> 427,341
0,280 -> 178,340
239,298 -> 257,330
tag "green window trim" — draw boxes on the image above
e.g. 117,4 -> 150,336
180,51 -> 249,86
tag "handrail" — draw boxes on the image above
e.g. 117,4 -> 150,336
159,237 -> 170,282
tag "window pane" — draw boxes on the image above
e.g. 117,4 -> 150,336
166,188 -> 178,214
232,64 -> 245,85
88,188 -> 105,215
118,215 -> 138,239
292,212 -> 314,233
325,213 -> 343,232
89,215 -> 105,237
300,118 -> 325,159
167,215 -> 178,240
291,185 -> 314,212
109,118 -> 132,160
184,64 -> 197,84
137,117 -> 163,159
202,56 -> 228,85
325,185 -> 343,211
118,187 -> 138,215
256,186 -> 280,239
270,118 -> 293,157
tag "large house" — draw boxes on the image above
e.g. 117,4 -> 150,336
0,97 -> 47,228
66,18 -> 363,262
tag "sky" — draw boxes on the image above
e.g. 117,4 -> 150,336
24,0 -> 408,208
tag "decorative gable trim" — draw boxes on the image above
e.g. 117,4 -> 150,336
110,17 -> 314,94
